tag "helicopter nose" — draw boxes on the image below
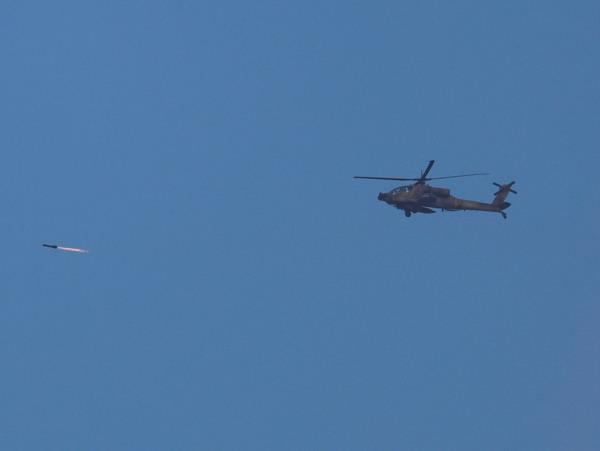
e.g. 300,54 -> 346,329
377,192 -> 386,201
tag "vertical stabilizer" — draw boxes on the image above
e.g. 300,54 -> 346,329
492,181 -> 516,209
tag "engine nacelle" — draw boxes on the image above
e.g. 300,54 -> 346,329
430,187 -> 450,197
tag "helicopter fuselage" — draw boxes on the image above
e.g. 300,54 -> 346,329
377,183 -> 509,218
354,160 -> 515,219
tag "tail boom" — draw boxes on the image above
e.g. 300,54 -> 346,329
448,180 -> 516,218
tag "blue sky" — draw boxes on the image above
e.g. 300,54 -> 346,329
1,1 -> 598,450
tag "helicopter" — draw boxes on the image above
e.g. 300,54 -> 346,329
354,160 -> 516,218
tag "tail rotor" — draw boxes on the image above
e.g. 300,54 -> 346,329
492,181 -> 516,218
493,181 -> 517,196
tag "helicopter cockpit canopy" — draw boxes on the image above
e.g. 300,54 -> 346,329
391,185 -> 412,194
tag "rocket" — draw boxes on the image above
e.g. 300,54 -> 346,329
42,244 -> 89,253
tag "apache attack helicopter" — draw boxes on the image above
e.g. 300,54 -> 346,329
354,160 -> 516,218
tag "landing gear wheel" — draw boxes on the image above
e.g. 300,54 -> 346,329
404,210 -> 412,217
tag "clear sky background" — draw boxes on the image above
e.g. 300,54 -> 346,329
1,1 -> 598,450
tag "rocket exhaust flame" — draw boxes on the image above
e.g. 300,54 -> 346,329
57,246 -> 89,253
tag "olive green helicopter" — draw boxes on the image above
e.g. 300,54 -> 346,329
354,160 -> 516,218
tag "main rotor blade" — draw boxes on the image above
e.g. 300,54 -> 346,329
420,160 -> 435,180
353,176 -> 418,181
425,172 -> 490,180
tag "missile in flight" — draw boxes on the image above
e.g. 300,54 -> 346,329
42,244 -> 89,253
